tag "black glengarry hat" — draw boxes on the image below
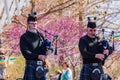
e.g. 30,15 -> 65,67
87,22 -> 96,28
87,17 -> 96,28
27,14 -> 37,23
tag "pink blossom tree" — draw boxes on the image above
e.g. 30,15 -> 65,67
40,16 -> 83,79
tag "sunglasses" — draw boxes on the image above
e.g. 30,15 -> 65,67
28,21 -> 37,24
89,29 -> 96,32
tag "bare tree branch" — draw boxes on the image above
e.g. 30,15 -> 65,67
12,16 -> 26,27
37,0 -> 76,20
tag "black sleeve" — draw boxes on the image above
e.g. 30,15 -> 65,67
78,37 -> 95,58
20,35 -> 38,60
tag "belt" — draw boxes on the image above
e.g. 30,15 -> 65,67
26,60 -> 44,66
91,63 -> 102,66
84,63 -> 102,66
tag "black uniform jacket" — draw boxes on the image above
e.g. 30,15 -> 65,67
20,30 -> 44,60
78,35 -> 113,64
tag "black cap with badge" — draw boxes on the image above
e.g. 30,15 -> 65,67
87,17 -> 96,28
27,14 -> 37,23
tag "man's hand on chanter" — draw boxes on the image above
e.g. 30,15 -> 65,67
38,55 -> 47,61
95,54 -> 105,60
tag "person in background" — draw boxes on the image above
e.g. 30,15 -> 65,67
61,62 -> 73,80
55,70 -> 62,80
49,74 -> 54,80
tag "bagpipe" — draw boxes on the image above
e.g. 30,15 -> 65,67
91,29 -> 114,80
40,29 -> 58,55
99,29 -> 114,65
